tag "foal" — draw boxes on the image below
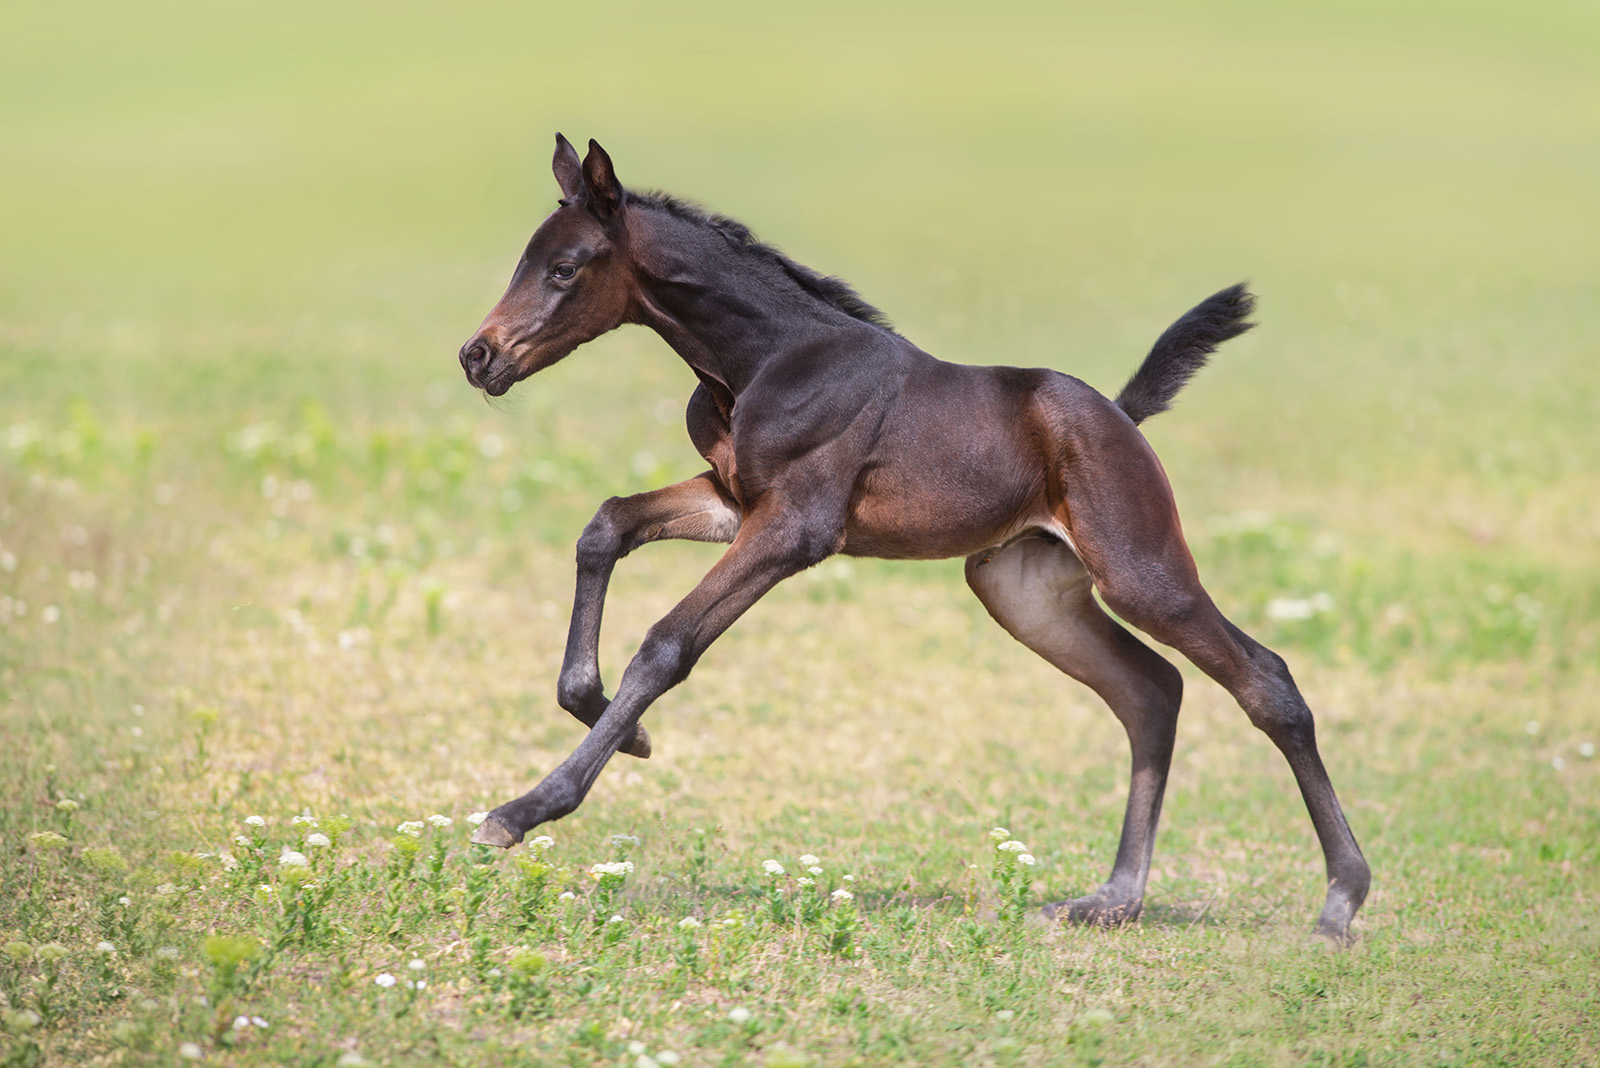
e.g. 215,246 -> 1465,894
459,134 -> 1370,942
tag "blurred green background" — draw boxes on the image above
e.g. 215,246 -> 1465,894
4,0 -> 1597,671
6,0 -> 1593,543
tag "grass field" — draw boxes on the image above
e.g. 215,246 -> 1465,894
2,2 -> 1598,1065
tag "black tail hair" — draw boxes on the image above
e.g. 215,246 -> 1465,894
1114,283 -> 1255,425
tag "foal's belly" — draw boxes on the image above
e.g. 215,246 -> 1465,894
837,361 -> 1062,561
839,454 -> 1054,561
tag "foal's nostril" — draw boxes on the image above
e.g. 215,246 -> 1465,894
459,339 -> 493,383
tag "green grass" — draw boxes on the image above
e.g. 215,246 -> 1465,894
2,1 -> 1598,1065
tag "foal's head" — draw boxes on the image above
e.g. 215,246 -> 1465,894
459,134 -> 633,397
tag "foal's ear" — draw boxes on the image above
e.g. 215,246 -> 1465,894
581,139 -> 624,219
553,133 -> 583,202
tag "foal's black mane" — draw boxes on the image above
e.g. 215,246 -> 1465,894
630,191 -> 896,333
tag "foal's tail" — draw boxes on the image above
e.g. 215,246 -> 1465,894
1114,283 -> 1255,425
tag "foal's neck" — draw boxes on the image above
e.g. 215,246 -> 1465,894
625,207 -> 868,395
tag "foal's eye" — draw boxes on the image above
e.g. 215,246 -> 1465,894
552,263 -> 578,280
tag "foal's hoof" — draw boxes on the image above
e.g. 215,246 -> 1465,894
1311,917 -> 1356,948
469,816 -> 522,849
620,724 -> 652,760
1044,894 -> 1142,927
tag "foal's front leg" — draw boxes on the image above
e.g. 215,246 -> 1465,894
474,505 -> 825,847
557,472 -> 741,758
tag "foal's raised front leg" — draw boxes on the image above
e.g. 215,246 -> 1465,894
473,504 -> 829,847
557,472 -> 741,759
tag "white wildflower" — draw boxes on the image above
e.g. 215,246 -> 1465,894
656,1053 -> 681,1066
232,1015 -> 251,1031
531,835 -> 555,849
96,941 -> 116,954
467,811 -> 489,826
1265,594 -> 1331,621
677,916 -> 702,930
427,814 -> 452,829
306,832 -> 331,848
798,854 -> 820,866
292,814 -> 317,827
408,958 -> 426,971
989,826 -> 1011,843
396,821 -> 423,838
608,914 -> 626,925
374,973 -> 396,988
558,892 -> 577,902
234,836 -> 251,848
118,896 -> 131,906
589,861 -> 634,879
178,1042 -> 203,1060
250,1017 -> 267,1029
244,815 -> 266,828
405,979 -> 426,990
808,866 -> 824,876
627,1042 -> 647,1056
831,888 -> 855,903
635,1056 -> 659,1068
843,874 -> 855,882
797,877 -> 815,888
762,859 -> 785,877
995,1009 -> 1016,1021
728,1007 -> 752,1023
1580,742 -> 1595,758
611,834 -> 641,847
4,1008 -> 39,1032
997,840 -> 1027,853
278,849 -> 309,868
1018,854 -> 1036,866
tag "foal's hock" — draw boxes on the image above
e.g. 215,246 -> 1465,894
458,134 -> 1370,942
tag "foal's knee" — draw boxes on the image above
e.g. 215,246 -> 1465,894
575,499 -> 625,568
631,629 -> 691,692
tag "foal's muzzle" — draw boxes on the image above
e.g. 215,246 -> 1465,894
459,337 -> 494,389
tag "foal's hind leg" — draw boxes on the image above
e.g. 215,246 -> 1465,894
966,534 -> 1183,926
1052,396 -> 1370,941
1103,588 -> 1370,941
558,472 -> 741,758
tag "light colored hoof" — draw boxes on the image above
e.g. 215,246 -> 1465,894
621,725 -> 652,760
470,816 -> 521,849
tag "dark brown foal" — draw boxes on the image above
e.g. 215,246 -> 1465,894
457,134 -> 1370,942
